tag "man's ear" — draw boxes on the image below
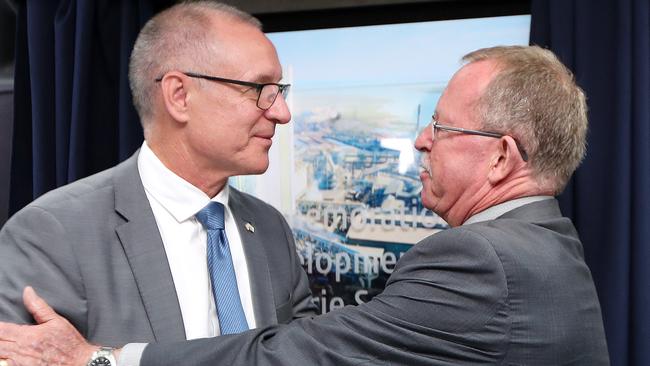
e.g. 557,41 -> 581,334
487,136 -> 522,185
160,72 -> 191,124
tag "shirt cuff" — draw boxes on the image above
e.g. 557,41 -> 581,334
118,343 -> 148,366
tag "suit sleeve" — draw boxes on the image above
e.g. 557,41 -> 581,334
141,228 -> 511,365
278,212 -> 318,320
0,206 -> 87,331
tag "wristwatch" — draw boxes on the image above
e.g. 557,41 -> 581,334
87,347 -> 117,366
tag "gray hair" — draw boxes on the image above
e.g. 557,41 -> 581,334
128,1 -> 262,130
463,45 -> 588,194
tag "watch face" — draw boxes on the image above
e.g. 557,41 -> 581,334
89,356 -> 112,366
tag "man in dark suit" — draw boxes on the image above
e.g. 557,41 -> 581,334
0,1 -> 315,363
0,30 -> 609,366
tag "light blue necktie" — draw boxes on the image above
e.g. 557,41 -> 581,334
195,201 -> 249,335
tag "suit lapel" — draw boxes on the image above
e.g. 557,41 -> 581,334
113,152 -> 186,341
229,189 -> 277,327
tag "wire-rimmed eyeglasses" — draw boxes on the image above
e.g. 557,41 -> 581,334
430,114 -> 529,162
155,71 -> 290,110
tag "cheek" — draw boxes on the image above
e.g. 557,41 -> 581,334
428,155 -> 448,190
427,151 -> 473,197
419,158 -> 444,206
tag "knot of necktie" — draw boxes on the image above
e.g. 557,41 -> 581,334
195,201 -> 225,231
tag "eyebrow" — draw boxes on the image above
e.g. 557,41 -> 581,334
252,72 -> 284,84
236,70 -> 276,82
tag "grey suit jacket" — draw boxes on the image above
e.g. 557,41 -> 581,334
142,199 -> 609,365
0,151 -> 316,346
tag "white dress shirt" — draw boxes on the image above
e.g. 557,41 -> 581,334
137,142 -> 257,338
120,143 -> 259,366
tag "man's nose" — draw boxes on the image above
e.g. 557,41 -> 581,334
414,125 -> 432,152
265,95 -> 291,124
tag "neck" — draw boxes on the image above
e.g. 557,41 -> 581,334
146,135 -> 228,198
445,175 -> 551,227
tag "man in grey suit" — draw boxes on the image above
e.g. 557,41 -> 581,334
0,0 -> 315,362
0,43 -> 609,366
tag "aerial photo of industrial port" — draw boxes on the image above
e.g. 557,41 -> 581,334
289,102 -> 448,312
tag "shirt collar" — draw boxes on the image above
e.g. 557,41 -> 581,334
463,195 -> 553,225
137,142 -> 230,223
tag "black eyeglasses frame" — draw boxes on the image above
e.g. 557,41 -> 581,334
155,71 -> 290,110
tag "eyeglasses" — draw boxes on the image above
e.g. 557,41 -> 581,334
430,114 -> 529,162
155,72 -> 290,110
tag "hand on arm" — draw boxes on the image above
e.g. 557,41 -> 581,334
0,287 -> 119,366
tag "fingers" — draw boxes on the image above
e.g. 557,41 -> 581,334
0,340 -> 19,366
1,337 -> 55,366
23,286 -> 57,324
0,291 -> 94,366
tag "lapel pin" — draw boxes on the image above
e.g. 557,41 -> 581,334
245,222 -> 255,233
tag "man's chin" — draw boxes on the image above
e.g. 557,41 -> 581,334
420,192 -> 434,211
420,189 -> 444,215
245,160 -> 270,175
